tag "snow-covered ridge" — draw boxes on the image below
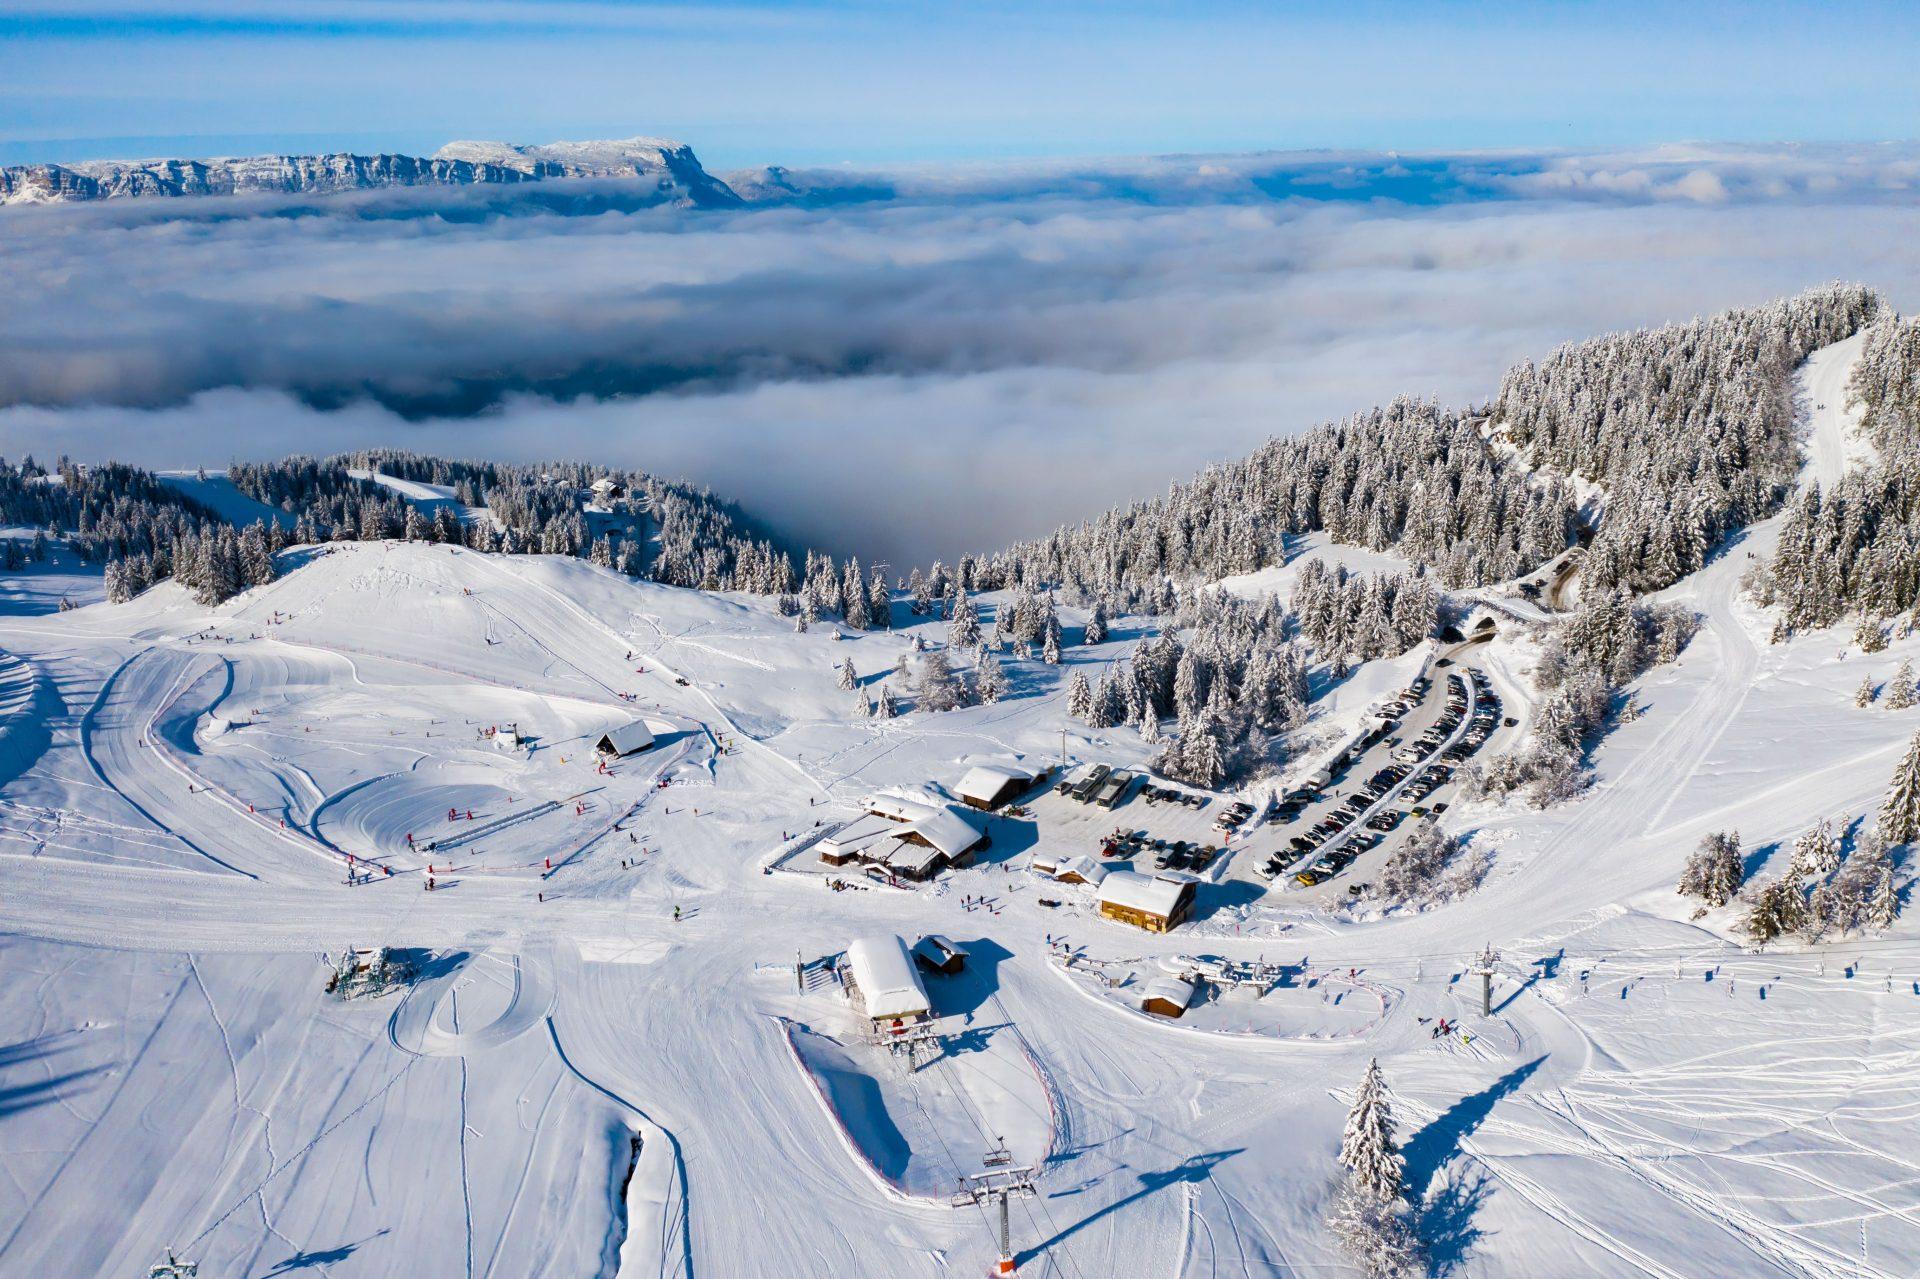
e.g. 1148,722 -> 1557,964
0,135 -> 742,208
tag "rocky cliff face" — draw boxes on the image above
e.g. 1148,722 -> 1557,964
0,136 -> 741,208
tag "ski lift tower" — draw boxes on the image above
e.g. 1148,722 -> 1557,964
149,1250 -> 198,1279
952,1140 -> 1039,1276
1473,943 -> 1501,1017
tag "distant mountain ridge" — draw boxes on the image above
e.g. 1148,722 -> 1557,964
0,135 -> 742,207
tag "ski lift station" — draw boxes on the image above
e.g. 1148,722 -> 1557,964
594,718 -> 655,758
844,934 -> 932,1028
1096,870 -> 1197,933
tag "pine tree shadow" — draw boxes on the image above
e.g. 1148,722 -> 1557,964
1419,1165 -> 1493,1275
1401,1057 -> 1544,1193
0,1031 -> 108,1120
1743,841 -> 1781,880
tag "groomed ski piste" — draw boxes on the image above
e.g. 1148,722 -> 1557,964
7,337 -> 1920,1278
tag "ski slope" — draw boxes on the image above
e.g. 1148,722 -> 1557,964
7,338 -> 1920,1277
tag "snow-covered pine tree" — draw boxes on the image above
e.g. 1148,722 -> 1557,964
1065,671 -> 1093,721
1790,818 -> 1841,879
869,567 -> 891,630
1869,864 -> 1901,931
238,523 -> 276,588
976,651 -> 1005,705
1882,731 -> 1920,845
1339,1059 -> 1404,1202
1084,597 -> 1109,645
948,594 -> 980,649
1327,1058 -> 1424,1279
1742,878 -> 1807,945
843,559 -> 870,630
1858,675 -> 1880,707
838,659 -> 857,692
1677,830 -> 1744,906
916,649 -> 960,713
1889,659 -> 1918,711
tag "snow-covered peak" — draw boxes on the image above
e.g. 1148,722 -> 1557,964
1,134 -> 742,208
433,135 -> 692,175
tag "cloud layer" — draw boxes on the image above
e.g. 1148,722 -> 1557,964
5,145 -> 1920,566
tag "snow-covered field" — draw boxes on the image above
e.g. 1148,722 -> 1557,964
8,339 -> 1920,1277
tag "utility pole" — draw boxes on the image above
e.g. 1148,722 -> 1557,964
952,1141 -> 1038,1276
1474,944 -> 1500,1017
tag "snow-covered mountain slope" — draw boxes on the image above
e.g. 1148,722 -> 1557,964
0,135 -> 742,207
10,337 -> 1920,1277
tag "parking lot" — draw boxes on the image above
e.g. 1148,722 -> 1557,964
1020,768 -> 1260,881
1222,643 -> 1516,902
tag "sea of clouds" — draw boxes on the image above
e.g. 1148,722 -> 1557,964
5,143 -> 1919,566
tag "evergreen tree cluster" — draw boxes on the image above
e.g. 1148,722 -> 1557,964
0,455 -> 219,571
1759,315 -> 1920,633
1291,561 -> 1439,668
1125,590 -> 1310,789
1369,818 -> 1488,909
973,396 -> 1573,603
1494,284 -> 1880,594
1744,821 -> 1898,946
228,450 -> 796,593
963,287 -> 1876,609
1469,589 -> 1698,808
1677,830 -> 1746,907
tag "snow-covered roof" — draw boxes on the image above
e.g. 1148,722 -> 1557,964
597,719 -> 655,755
1054,855 -> 1108,886
882,841 -> 946,877
818,814 -> 899,858
1139,976 -> 1196,1013
956,764 -> 1033,803
1097,871 -> 1195,920
866,788 -> 946,823
846,934 -> 930,1021
897,806 -> 983,859
912,935 -> 967,967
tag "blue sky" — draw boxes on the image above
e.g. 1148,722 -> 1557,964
2,1 -> 1918,168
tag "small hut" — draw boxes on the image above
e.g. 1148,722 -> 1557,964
1138,975 -> 1197,1019
912,935 -> 969,975
595,719 -> 655,757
